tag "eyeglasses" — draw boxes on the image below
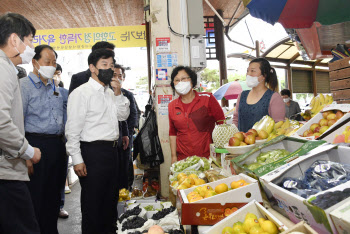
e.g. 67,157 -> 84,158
174,77 -> 191,83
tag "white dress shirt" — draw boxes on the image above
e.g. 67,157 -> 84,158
65,78 -> 130,165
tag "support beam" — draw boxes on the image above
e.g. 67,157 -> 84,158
215,9 -> 228,107
312,63 -> 317,96
146,21 -> 152,94
255,40 -> 260,57
287,63 -> 292,93
289,52 -> 300,64
265,57 -> 329,67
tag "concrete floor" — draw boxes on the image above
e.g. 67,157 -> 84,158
58,182 -> 82,234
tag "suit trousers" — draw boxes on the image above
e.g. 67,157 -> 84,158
79,142 -> 119,234
0,180 -> 40,234
26,134 -> 67,234
118,146 -> 132,190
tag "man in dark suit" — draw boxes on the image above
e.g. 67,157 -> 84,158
68,41 -> 115,95
114,64 -> 140,190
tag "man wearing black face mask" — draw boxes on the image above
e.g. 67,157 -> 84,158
65,48 -> 130,234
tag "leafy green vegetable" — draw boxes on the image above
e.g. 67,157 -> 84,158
143,205 -> 155,211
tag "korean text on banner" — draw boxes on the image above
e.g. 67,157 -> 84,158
33,25 -> 146,50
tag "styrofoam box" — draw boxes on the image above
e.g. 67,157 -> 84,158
293,104 -> 350,140
203,200 -> 288,234
179,173 -> 262,204
260,146 -> 350,234
319,117 -> 350,144
280,221 -> 318,234
176,173 -> 262,225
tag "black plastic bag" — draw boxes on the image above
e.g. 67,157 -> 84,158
133,108 -> 164,167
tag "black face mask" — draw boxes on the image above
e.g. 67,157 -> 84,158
97,68 -> 114,85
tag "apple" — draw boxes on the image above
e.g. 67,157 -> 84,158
314,127 -> 320,133
233,132 -> 245,142
303,130 -> 313,137
244,134 -> 256,145
319,126 -> 330,134
335,110 -> 344,119
327,113 -> 337,120
322,111 -> 333,119
310,123 -> 320,132
256,136 -> 262,140
313,132 -> 321,139
319,119 -> 328,127
328,119 -> 336,126
247,129 -> 258,137
245,132 -> 253,137
229,137 -> 241,146
239,142 -> 247,146
258,130 -> 268,139
307,133 -> 314,137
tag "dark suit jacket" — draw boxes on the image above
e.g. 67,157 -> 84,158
68,69 -> 91,95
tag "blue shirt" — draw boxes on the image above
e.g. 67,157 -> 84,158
20,72 -> 64,135
59,86 -> 68,125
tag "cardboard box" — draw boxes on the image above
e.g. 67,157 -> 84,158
203,200 -> 288,234
294,104 -> 350,140
280,221 -> 318,234
232,135 -> 326,178
176,174 -> 263,225
318,116 -> 350,144
221,154 -> 238,175
260,145 -> 350,234
330,200 -> 350,234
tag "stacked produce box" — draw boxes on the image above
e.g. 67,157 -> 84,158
329,57 -> 350,104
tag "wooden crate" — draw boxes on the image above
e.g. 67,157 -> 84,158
329,57 -> 350,104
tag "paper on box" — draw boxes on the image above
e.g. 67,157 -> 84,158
330,200 -> 350,234
203,200 -> 288,234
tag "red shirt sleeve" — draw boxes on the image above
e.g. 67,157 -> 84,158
168,106 -> 177,136
208,94 -> 225,125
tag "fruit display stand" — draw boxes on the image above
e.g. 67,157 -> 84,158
231,135 -> 326,178
202,200 -> 288,234
260,145 -> 350,233
329,57 -> 350,104
293,104 -> 350,140
176,174 -> 263,225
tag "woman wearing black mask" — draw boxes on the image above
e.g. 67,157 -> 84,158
65,48 -> 130,234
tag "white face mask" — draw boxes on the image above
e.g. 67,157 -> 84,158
53,75 -> 61,86
15,36 -> 35,64
175,81 -> 192,95
118,78 -> 123,86
35,61 -> 56,79
246,75 -> 263,88
283,98 -> 290,103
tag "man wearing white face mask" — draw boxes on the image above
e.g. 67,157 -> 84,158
20,45 -> 66,233
0,12 -> 41,234
281,89 -> 301,119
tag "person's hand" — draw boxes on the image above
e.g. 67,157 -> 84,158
171,156 -> 177,164
26,160 -> 34,176
111,77 -> 122,96
74,163 -> 87,177
30,147 -> 41,164
122,136 -> 129,150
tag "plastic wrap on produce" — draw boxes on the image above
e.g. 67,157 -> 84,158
156,210 -> 181,231
170,156 -> 211,173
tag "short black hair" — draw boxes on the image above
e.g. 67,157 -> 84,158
91,41 -> 115,51
56,63 -> 62,72
281,89 -> 291,97
114,64 -> 125,74
88,48 -> 115,67
0,13 -> 36,47
33,45 -> 57,60
16,66 -> 27,79
170,66 -> 197,90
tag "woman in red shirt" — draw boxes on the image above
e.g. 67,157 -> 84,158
168,66 -> 225,164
